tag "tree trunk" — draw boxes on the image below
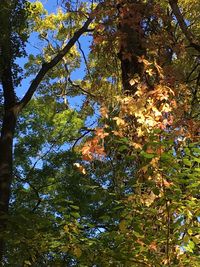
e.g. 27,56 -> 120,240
0,108 -> 17,262
117,1 -> 146,93
0,17 -> 17,259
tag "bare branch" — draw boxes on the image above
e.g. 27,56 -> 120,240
169,0 -> 200,53
18,16 -> 95,111
64,63 -> 96,98
72,128 -> 93,150
77,39 -> 91,77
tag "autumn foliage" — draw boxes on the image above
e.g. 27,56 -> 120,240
0,0 -> 199,265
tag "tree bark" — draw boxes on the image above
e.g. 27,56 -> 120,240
117,1 -> 146,94
0,32 -> 17,260
0,4 -> 100,261
0,4 -> 17,255
0,109 -> 17,262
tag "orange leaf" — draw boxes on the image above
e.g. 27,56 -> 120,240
82,153 -> 93,161
149,241 -> 157,251
95,128 -> 109,139
146,147 -> 154,154
163,179 -> 173,188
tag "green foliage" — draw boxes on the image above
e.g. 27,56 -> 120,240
0,0 -> 30,85
0,0 -> 199,266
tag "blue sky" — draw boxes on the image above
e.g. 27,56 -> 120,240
15,1 -> 96,188
16,0 -> 58,98
16,0 -> 92,112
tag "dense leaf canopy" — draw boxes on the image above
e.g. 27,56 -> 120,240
0,0 -> 199,266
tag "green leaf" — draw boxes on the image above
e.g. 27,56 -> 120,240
193,157 -> 200,163
153,187 -> 160,196
183,159 -> 192,167
140,151 -> 155,159
192,236 -> 200,244
118,145 -> 128,152
183,235 -> 190,243
71,212 -> 80,218
70,205 -> 80,210
187,241 -> 195,252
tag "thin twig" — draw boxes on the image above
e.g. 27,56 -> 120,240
77,39 -> 91,78
64,63 -> 96,98
17,3 -> 103,111
169,0 -> 200,53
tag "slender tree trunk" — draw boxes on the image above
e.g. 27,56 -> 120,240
0,109 -> 16,262
0,21 -> 17,259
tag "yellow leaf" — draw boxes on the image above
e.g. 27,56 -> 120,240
137,127 -> 145,137
73,163 -> 86,175
113,117 -> 126,126
129,77 -> 139,86
141,165 -> 148,174
73,247 -> 82,258
150,157 -> 159,167
64,225 -> 69,232
24,261 -> 31,266
141,191 -> 156,207
146,68 -> 155,76
152,106 -> 162,117
192,235 -> 200,244
100,106 -> 109,118
119,220 -> 127,232
131,142 -> 143,150
145,117 -> 157,127
161,103 -> 172,112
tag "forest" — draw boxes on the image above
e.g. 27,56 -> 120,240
0,0 -> 199,266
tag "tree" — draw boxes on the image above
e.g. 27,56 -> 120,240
0,0 -> 199,265
0,0 -> 99,262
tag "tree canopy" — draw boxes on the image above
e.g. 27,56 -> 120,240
0,0 -> 199,266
